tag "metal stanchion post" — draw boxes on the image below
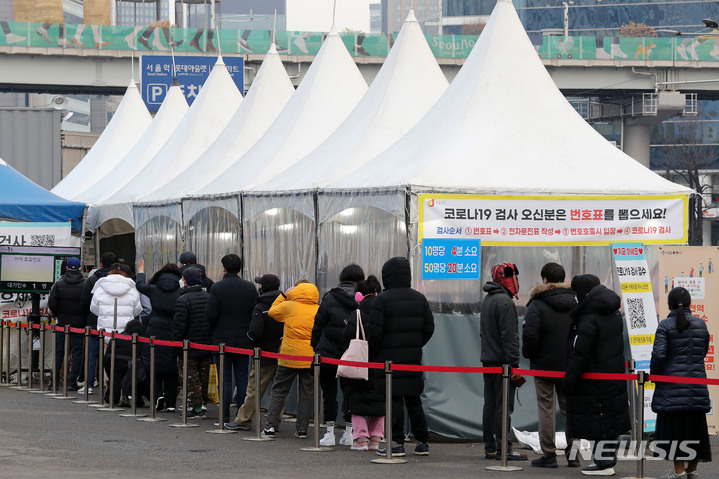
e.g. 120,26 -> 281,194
52,327 -> 74,400
31,322 -> 47,394
47,325 -> 62,396
372,360 -> 406,464
301,354 -> 332,452
170,340 -> 199,428
74,327 -> 94,404
628,360 -> 637,443
486,365 -> 523,472
139,337 -> 167,423
3,321 -> 10,387
0,321 -> 5,385
207,344 -> 235,434
99,332 -> 125,412
622,370 -> 654,479
89,330 -> 107,408
121,334 -> 147,417
245,347 -> 271,442
22,320 -> 34,390
9,322 -> 23,389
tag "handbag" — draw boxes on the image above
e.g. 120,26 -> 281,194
510,373 -> 526,388
336,310 -> 369,381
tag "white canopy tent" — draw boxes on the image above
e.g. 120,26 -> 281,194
51,81 -> 151,200
81,81 -> 190,236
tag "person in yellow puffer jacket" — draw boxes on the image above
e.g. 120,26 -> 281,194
262,281 -> 319,439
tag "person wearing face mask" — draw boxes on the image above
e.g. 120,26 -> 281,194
480,262 -> 527,461
224,274 -> 283,431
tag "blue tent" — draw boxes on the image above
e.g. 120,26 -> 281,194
0,158 -> 85,233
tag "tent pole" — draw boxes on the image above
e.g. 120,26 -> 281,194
313,190 -> 319,286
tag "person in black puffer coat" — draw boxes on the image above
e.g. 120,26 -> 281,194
48,257 -> 86,391
341,275 -> 385,451
521,262 -> 577,468
562,274 -> 630,476
136,260 -> 182,412
178,251 -> 214,291
366,257 -> 434,457
311,264 -> 365,446
651,287 -> 712,477
172,267 -> 212,418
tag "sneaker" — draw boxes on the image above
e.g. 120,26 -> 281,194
532,455 -> 558,468
77,386 -> 93,394
687,472 -> 698,479
295,430 -> 307,439
224,421 -> 242,431
293,36 -> 309,54
237,37 -> 253,53
66,381 -> 80,392
186,408 -> 206,419
156,396 -> 166,412
339,427 -> 353,446
351,438 -> 369,451
498,450 -> 528,461
5,33 -> 26,44
261,427 -> 275,439
659,473 -> 687,479
568,457 -> 581,467
414,442 -> 429,456
201,404 -> 207,411
166,407 -> 176,413
368,436 -> 381,451
319,430 -> 335,446
581,463 -> 616,476
376,442 -> 405,457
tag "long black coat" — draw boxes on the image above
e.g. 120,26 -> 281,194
311,281 -> 358,359
563,284 -> 630,440
206,273 -> 258,349
172,286 -> 212,359
342,296 -> 384,417
247,290 -> 284,356
136,271 -> 182,374
650,308 -> 710,414
521,282 -> 575,371
48,269 -> 86,328
366,257 -> 434,397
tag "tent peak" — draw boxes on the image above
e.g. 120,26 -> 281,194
405,9 -> 417,23
267,43 -> 278,54
215,55 -> 225,66
328,25 -> 338,36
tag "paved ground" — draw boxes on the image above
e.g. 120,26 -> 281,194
0,385 -> 716,479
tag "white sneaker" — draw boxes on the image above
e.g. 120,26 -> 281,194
77,386 -> 93,394
293,36 -> 308,54
5,33 -> 25,44
610,44 -> 627,59
237,37 -> 253,53
339,427 -> 353,446
676,42 -> 689,60
319,430 -> 336,446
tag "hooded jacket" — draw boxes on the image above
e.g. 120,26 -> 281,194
269,282 -> 319,369
137,270 -> 182,374
480,281 -> 519,366
521,282 -> 575,371
247,289 -> 284,355
80,265 -> 112,327
563,284 -> 630,440
311,280 -> 359,359
48,269 -> 86,328
172,285 -> 212,359
366,257 -> 434,396
90,274 -> 142,339
206,272 -> 258,348
650,308 -> 710,413
178,262 -> 214,291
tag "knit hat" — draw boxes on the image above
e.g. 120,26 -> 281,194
66,257 -> 81,270
179,252 -> 197,265
255,274 -> 280,292
571,274 -> 600,302
491,263 -> 519,298
182,267 -> 203,286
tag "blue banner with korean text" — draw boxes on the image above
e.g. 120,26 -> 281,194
421,238 -> 481,281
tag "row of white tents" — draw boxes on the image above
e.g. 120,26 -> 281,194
51,0 -> 691,437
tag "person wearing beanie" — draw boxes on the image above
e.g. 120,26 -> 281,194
367,257 -> 434,457
563,274 -> 630,476
225,274 -> 283,431
173,266 -> 213,418
480,262 -> 527,461
178,251 -> 214,291
522,262 -> 578,468
206,254 -> 258,424
47,256 -> 86,392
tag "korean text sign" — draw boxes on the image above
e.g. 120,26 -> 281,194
418,194 -> 687,246
421,238 -> 481,280
140,56 -> 244,112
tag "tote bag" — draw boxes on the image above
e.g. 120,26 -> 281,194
336,310 -> 369,381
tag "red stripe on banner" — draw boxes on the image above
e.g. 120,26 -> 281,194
649,374 -> 719,386
321,357 -> 385,370
114,333 -> 132,342
190,342 -> 219,352
391,364 -> 504,374
224,346 -> 253,356
153,339 -> 182,347
137,336 -> 151,344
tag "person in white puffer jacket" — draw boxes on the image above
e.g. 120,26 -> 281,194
91,263 -> 142,343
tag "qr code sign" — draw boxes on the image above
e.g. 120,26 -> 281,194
30,235 -> 55,246
627,297 -> 646,329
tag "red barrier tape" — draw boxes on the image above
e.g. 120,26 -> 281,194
153,339 -> 182,347
31,323 -> 40,330
392,364 -> 503,374
649,374 -> 719,386
137,336 -> 151,344
114,333 -> 132,342
224,346 -> 253,356
321,357 -> 385,370
261,351 -> 314,363
68,326 -> 85,334
190,342 -> 219,352
55,325 -> 66,333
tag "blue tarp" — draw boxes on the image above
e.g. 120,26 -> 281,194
0,160 -> 85,233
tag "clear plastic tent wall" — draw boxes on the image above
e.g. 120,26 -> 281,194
134,203 -> 183,277
242,194 -> 316,293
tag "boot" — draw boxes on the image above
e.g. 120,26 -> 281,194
339,424 -> 353,446
320,421 -> 335,446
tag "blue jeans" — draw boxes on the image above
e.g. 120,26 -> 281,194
87,336 -> 99,386
219,353 -> 250,420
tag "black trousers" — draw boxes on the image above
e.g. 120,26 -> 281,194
483,371 -> 517,453
391,394 -> 429,444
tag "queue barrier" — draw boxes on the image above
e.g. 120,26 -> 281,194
0,319 -> 716,474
